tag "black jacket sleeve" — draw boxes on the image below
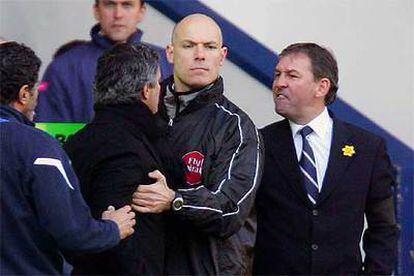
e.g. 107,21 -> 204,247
176,117 -> 264,238
86,151 -> 150,274
362,138 -> 399,274
88,152 -> 145,215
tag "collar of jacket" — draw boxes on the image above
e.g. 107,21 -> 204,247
0,104 -> 34,127
90,23 -> 144,49
93,101 -> 168,140
160,76 -> 224,119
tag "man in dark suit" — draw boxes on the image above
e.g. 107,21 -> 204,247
64,43 -> 183,275
253,42 -> 398,275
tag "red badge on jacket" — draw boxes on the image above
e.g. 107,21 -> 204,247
182,151 -> 204,186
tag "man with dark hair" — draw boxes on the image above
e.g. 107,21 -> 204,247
253,42 -> 399,275
0,41 -> 135,275
64,43 -> 182,275
131,14 -> 263,275
36,0 -> 172,123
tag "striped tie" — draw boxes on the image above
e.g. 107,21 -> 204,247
299,126 -> 319,204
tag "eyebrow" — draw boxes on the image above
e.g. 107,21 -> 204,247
275,69 -> 300,74
181,40 -> 219,45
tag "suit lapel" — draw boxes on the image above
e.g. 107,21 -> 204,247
318,118 -> 354,204
268,120 -> 311,206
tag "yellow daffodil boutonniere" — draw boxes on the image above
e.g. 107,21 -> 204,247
342,145 -> 356,157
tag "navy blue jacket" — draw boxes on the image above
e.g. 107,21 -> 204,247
0,105 -> 120,275
36,24 -> 173,122
253,117 -> 398,275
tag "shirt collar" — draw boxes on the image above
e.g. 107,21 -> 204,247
289,107 -> 331,139
0,104 -> 34,127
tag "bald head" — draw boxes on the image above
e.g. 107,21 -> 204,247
166,13 -> 227,92
172,14 -> 223,46
0,37 -> 12,45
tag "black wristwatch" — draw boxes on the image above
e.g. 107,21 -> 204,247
171,192 -> 184,211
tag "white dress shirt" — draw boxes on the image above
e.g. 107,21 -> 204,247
289,108 -> 333,191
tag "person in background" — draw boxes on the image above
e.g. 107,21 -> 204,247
36,0 -> 172,122
253,42 -> 398,275
0,41 -> 135,275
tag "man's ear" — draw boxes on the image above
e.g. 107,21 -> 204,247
166,44 -> 174,64
141,83 -> 150,100
315,78 -> 330,99
219,46 -> 228,66
18,85 -> 31,105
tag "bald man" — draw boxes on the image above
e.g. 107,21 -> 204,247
131,14 -> 264,275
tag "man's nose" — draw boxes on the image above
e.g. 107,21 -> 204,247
194,45 -> 206,60
114,5 -> 124,18
273,74 -> 287,91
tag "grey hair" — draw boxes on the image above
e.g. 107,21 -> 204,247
94,43 -> 159,105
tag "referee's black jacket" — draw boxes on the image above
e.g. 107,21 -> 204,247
160,76 -> 264,275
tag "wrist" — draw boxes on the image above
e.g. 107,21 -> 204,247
171,192 -> 184,211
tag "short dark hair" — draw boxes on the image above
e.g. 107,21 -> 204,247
94,43 -> 159,105
0,42 -> 41,105
94,0 -> 145,6
280,42 -> 339,105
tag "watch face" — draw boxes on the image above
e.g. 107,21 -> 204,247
173,197 -> 184,211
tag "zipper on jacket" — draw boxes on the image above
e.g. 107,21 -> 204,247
168,118 -> 174,126
174,93 -> 180,119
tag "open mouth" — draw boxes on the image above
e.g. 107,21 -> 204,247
276,93 -> 287,100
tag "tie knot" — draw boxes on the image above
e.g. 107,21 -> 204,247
300,126 -> 313,138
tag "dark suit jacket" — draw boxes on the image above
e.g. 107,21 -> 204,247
253,117 -> 398,275
64,103 -> 183,275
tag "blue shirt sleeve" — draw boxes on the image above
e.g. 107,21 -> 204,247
29,132 -> 120,252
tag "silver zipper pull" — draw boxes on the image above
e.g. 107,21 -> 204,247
168,118 -> 173,126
